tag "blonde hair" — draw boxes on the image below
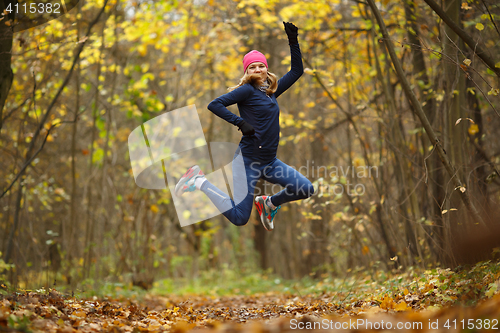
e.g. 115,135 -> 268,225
228,72 -> 278,95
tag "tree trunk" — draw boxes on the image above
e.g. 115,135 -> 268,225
442,0 -> 467,259
368,20 -> 418,265
443,0 -> 466,184
404,0 -> 446,263
0,1 -> 14,133
3,179 -> 23,264
68,0 -> 82,279
83,24 -> 106,278
403,0 -> 444,261
466,78 -> 489,212
423,0 -> 500,80
367,0 -> 488,233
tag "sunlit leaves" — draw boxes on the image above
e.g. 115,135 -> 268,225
3,264 -> 500,331
279,1 -> 332,30
379,295 -> 410,311
486,281 -> 499,298
461,2 -> 472,10
468,123 -> 479,135
306,101 -> 315,108
488,88 -> 499,96
137,44 -> 147,56
150,204 -> 159,213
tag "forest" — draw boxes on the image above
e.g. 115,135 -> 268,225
1,0 -> 500,332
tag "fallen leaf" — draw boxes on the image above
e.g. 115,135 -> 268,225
395,301 -> 409,311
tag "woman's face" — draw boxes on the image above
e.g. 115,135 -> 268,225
246,62 -> 268,82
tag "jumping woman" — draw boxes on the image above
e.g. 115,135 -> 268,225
175,22 -> 314,231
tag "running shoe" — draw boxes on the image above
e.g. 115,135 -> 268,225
175,165 -> 205,197
255,196 -> 281,231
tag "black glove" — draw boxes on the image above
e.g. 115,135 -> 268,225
237,119 -> 255,136
283,21 -> 298,45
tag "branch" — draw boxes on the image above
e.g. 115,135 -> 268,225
1,96 -> 30,123
399,40 -> 500,118
323,82 -> 398,133
329,24 -> 399,32
0,113 -> 86,199
423,0 -> 500,79
1,68 -> 61,126
0,0 -> 109,199
1,125 -> 56,198
480,0 -> 500,40
303,54 -> 383,196
468,133 -> 500,179
367,0 -> 488,227
302,57 -> 348,115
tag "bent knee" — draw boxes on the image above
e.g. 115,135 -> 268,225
231,217 -> 249,226
228,209 -> 251,226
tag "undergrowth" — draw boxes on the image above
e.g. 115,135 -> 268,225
2,260 -> 499,309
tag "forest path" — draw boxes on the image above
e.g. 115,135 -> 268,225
1,288 -> 500,332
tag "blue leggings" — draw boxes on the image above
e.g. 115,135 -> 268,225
200,152 -> 315,226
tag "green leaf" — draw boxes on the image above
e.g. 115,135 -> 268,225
485,283 -> 497,298
488,88 -> 499,96
364,19 -> 372,30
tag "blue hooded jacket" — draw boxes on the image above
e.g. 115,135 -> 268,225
207,43 -> 303,162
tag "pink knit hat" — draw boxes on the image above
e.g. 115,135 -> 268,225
243,50 -> 268,73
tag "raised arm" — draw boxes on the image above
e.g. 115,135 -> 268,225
274,22 -> 304,99
274,43 -> 303,98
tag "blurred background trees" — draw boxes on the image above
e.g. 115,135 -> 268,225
1,0 -> 499,289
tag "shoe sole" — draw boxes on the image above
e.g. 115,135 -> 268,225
255,196 -> 273,231
175,165 -> 200,197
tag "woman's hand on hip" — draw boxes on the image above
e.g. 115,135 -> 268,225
237,119 -> 255,136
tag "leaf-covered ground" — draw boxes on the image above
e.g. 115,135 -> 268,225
2,262 -> 500,332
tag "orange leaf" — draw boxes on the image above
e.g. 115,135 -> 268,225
380,296 -> 395,310
395,301 -> 409,311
